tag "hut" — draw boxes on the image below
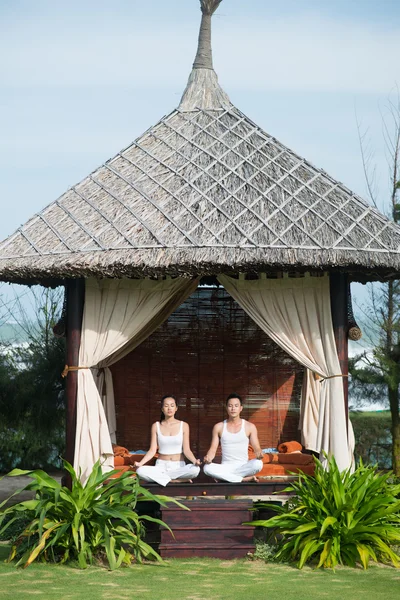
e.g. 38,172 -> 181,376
1,0 -> 400,486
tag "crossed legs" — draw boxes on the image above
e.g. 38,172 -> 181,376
203,459 -> 263,483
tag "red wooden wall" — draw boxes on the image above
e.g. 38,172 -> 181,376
111,287 -> 303,458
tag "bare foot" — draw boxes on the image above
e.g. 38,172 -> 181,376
242,475 -> 259,483
170,478 -> 193,483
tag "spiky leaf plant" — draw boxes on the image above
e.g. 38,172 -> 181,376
0,460 -> 187,569
248,455 -> 400,569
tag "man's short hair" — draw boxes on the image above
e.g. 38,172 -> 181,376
225,393 -> 243,405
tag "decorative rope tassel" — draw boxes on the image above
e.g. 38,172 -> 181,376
319,374 -> 349,383
61,365 -> 89,378
313,372 -> 349,383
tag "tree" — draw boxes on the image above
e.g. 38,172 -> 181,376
0,287 -> 66,471
351,94 -> 400,475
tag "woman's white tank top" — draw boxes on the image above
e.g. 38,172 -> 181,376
156,421 -> 183,455
221,419 -> 249,464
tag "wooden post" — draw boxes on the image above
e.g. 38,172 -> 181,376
329,272 -> 349,423
64,279 -> 85,480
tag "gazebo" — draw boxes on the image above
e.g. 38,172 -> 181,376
1,0 -> 400,487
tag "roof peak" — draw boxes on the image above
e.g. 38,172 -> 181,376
179,0 -> 231,111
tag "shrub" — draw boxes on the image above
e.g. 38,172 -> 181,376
247,542 -> 278,563
0,460 -> 186,569
247,455 -> 400,569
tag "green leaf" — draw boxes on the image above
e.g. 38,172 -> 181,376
317,539 -> 332,568
356,543 -> 371,569
28,470 -> 61,490
4,468 -> 35,477
24,523 -> 62,567
288,522 -> 318,534
320,516 -> 337,536
298,539 -> 323,569
104,526 -> 117,570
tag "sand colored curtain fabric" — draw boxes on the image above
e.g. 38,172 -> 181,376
300,367 -> 321,452
95,278 -> 199,444
94,369 -> 117,444
75,277 -> 198,482
218,274 -> 352,470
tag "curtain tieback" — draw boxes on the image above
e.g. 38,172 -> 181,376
318,374 -> 349,383
61,365 -> 90,378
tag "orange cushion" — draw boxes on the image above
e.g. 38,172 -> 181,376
259,463 -> 315,477
107,466 -> 137,479
112,444 -> 130,457
277,441 -> 302,453
261,453 -> 279,464
277,453 -> 313,465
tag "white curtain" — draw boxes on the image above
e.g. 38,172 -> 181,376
74,277 -> 198,482
218,274 -> 352,471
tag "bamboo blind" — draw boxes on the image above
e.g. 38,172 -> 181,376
111,287 -> 303,457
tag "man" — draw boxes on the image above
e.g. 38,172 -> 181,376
203,393 -> 264,482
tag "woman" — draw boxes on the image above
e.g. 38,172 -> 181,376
203,393 -> 264,482
135,395 -> 201,486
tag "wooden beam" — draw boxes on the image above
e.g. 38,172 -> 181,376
330,272 -> 349,422
65,279 -> 85,474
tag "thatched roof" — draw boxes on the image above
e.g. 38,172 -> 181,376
1,0 -> 400,284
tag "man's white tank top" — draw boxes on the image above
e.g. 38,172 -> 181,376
221,419 -> 248,464
156,421 -> 183,455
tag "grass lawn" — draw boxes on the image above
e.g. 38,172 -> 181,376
0,544 -> 399,600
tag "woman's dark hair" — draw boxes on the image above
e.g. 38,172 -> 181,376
160,395 -> 177,421
225,393 -> 243,405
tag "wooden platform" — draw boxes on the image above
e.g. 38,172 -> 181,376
141,480 -> 292,559
143,479 -> 293,498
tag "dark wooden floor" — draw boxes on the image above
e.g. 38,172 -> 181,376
143,479 -> 293,498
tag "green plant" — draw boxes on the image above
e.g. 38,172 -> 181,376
0,512 -> 31,543
0,460 -> 187,569
247,454 -> 400,569
247,542 -> 278,563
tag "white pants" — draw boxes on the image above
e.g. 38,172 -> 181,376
203,459 -> 263,483
136,459 -> 200,487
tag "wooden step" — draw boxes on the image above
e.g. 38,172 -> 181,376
159,543 -> 254,559
162,526 -> 254,545
159,499 -> 255,559
162,502 -> 253,527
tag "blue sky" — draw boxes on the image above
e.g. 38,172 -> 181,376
0,0 -> 399,318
